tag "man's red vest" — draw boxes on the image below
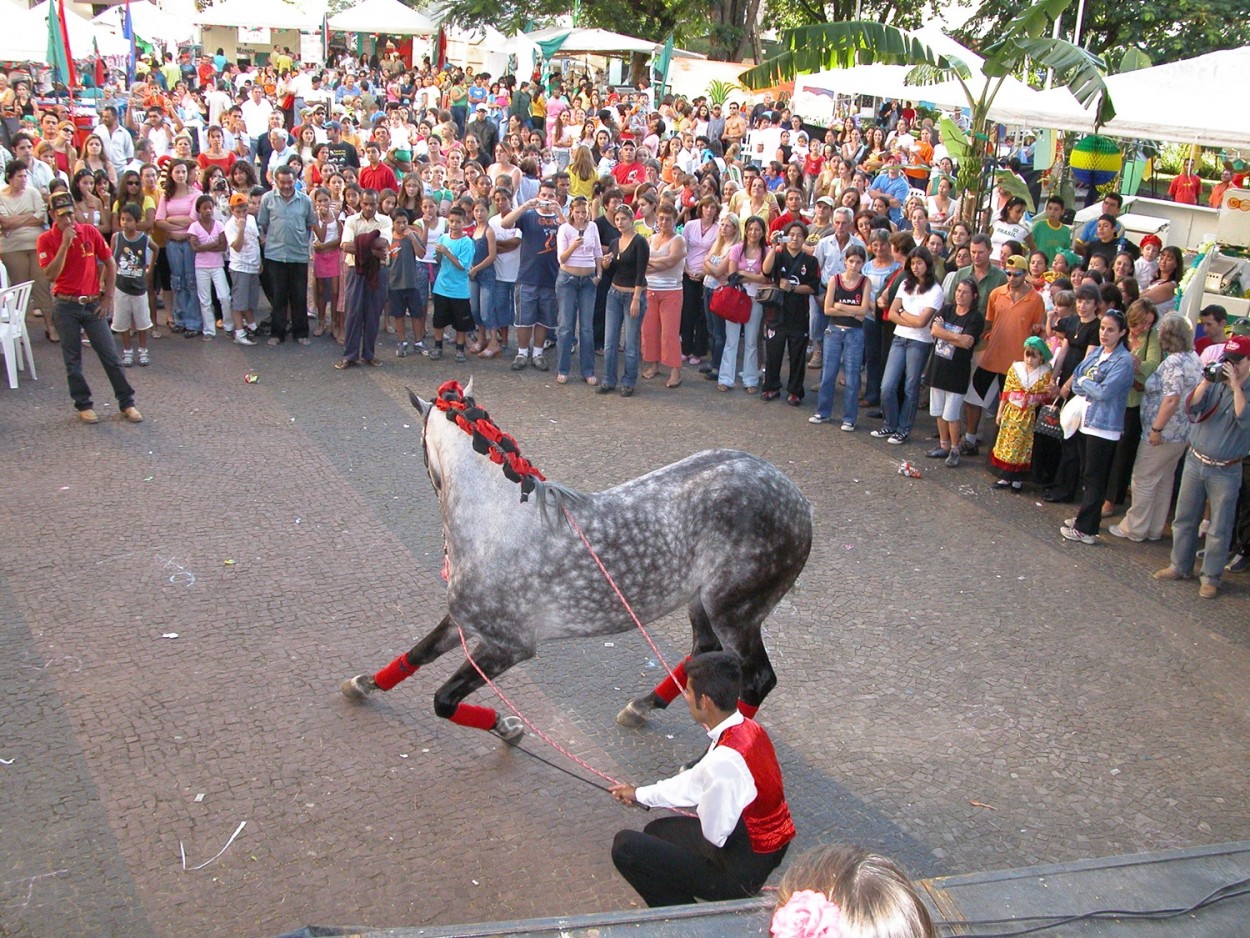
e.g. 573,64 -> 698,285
716,719 -> 796,853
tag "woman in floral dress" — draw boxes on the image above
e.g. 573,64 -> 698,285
991,336 -> 1054,492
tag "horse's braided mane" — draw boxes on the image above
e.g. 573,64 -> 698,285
433,380 -> 583,521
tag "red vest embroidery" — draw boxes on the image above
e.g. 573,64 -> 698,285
717,720 -> 796,853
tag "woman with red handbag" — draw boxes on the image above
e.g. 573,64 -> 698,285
717,215 -> 770,392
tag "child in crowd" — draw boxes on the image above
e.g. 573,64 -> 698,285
188,195 -> 242,342
311,187 -> 341,337
224,193 -> 261,339
112,203 -> 154,367
430,205 -> 475,361
771,844 -> 935,938
1134,233 -> 1161,291
388,209 -> 428,357
990,335 -> 1054,492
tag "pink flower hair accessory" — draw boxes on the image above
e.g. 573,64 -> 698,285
771,889 -> 843,938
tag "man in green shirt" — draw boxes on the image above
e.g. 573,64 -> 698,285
1031,195 -> 1071,261
944,233 -> 1007,319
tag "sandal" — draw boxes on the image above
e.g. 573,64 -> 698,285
468,343 -> 484,355
479,346 -> 500,359
585,376 -> 598,386
334,359 -> 356,369
313,325 -> 326,337
45,328 -> 59,343
641,369 -> 658,380
556,374 -> 569,384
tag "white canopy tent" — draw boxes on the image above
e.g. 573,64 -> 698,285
521,26 -> 666,57
192,0 -> 325,32
91,1 -> 194,47
0,1 -> 132,61
329,0 -> 437,36
790,24 -> 1052,128
985,47 -> 1250,150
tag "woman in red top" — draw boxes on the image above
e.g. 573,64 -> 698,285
196,125 -> 236,174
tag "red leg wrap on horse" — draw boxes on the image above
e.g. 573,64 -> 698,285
373,655 -> 420,691
738,701 -> 759,719
449,703 -> 497,730
652,658 -> 690,704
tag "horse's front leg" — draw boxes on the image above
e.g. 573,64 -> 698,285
615,596 -> 721,727
432,639 -> 534,745
340,613 -> 461,700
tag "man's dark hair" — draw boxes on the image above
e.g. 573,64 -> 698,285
685,652 -> 743,712
1046,195 -> 1065,208
1104,192 -> 1124,208
1201,304 -> 1228,323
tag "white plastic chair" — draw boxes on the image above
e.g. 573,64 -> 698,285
0,281 -> 37,389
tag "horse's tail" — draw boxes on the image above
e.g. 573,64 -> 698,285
531,480 -> 587,531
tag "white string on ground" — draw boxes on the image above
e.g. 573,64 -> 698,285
180,820 -> 246,871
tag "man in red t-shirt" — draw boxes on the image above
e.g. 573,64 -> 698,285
611,140 -> 645,204
358,141 -> 398,193
1168,158 -> 1202,205
768,188 -> 807,239
37,192 -> 142,424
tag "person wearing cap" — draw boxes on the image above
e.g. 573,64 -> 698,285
466,105 -> 498,158
38,191 -> 141,424
963,253 -> 1045,453
324,121 -> 359,172
225,192 -> 261,337
1154,332 -> 1250,597
1132,233 -> 1161,291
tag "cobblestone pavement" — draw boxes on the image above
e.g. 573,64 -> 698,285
2,328 -> 1249,938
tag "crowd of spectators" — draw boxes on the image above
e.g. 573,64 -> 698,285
0,47 -> 1247,595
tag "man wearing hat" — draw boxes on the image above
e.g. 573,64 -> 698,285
38,192 -> 142,424
324,121 -> 359,172
1155,333 -> 1250,598
465,104 -> 498,157
962,254 -> 1045,454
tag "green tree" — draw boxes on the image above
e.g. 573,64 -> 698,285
739,0 -> 1116,230
956,0 -> 1250,66
765,0 -> 938,34
433,0 -> 762,61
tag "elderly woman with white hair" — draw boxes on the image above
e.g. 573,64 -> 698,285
1109,314 -> 1204,542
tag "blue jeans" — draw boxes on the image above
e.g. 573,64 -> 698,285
1170,450 -> 1242,582
862,316 -> 881,405
556,270 -> 597,378
815,325 -> 864,424
165,239 -> 198,331
492,281 -> 515,335
880,336 -> 932,436
470,267 -> 497,331
703,286 -> 725,373
718,300 -> 763,388
53,300 -> 135,410
604,287 -> 644,389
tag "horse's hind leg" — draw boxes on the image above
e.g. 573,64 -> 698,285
729,627 -> 777,718
615,595 -> 721,728
340,614 -> 460,700
432,640 -> 534,745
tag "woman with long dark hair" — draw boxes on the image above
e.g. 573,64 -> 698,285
872,246 -> 942,444
1060,309 -> 1134,544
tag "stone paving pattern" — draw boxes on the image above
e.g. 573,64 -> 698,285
2,330 -> 1249,937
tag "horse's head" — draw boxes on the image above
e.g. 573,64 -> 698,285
409,379 -> 474,495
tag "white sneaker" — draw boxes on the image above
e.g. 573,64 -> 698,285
234,331 -> 255,346
841,422 -> 855,432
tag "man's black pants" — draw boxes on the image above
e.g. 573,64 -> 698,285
611,816 -> 787,907
268,261 -> 309,341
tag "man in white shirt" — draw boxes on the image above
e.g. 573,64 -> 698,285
240,85 -> 274,145
609,652 -> 795,907
93,106 -> 134,178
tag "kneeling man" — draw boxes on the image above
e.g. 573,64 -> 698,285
610,651 -> 795,906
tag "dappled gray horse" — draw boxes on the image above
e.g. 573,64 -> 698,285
341,379 -> 813,743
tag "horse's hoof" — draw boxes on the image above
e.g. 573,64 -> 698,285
340,674 -> 376,700
615,701 -> 648,728
493,715 -> 525,746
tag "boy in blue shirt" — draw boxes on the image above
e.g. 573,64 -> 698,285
430,206 -> 476,362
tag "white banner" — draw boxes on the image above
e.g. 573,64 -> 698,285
238,26 -> 271,44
